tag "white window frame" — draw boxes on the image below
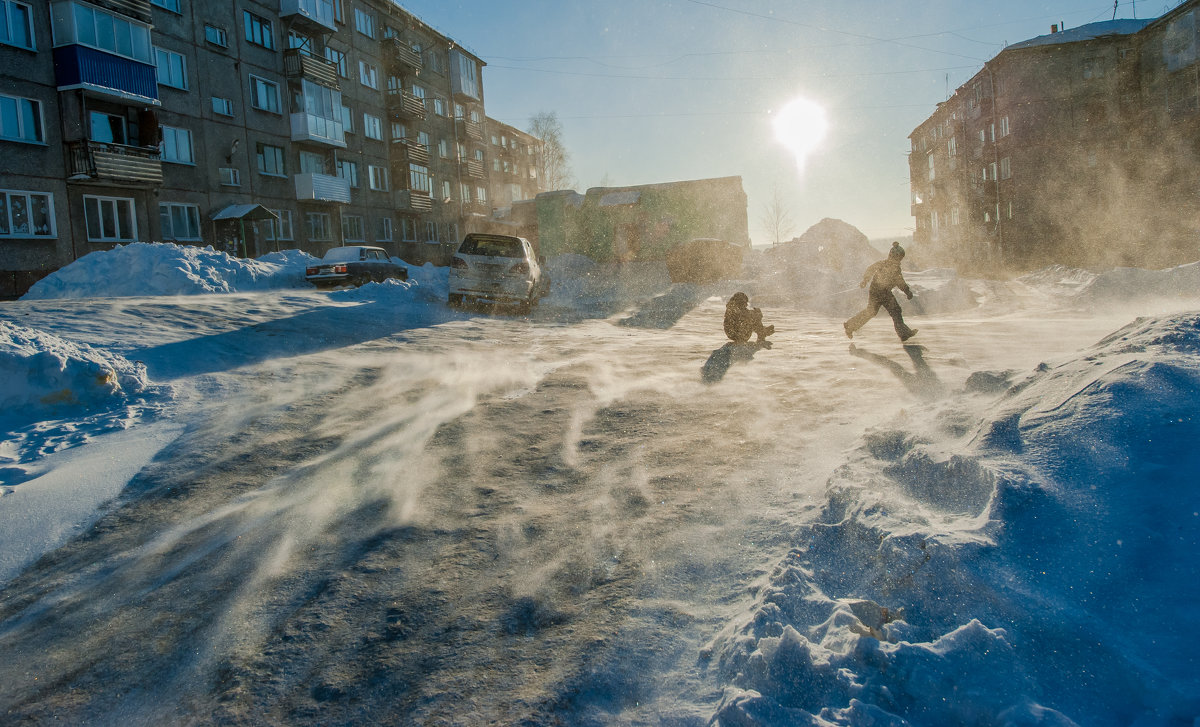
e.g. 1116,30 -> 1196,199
256,142 -> 286,176
362,112 -> 382,140
219,167 -> 241,186
158,202 -> 201,241
376,216 -> 392,242
0,93 -> 44,144
1,0 -> 35,50
358,60 -> 378,89
83,195 -> 137,243
263,208 -> 292,241
368,164 -> 389,191
306,211 -> 332,241
159,125 -> 194,164
336,158 -> 358,187
204,24 -> 227,47
1000,156 -> 1011,180
243,10 -> 274,49
324,46 -> 347,77
0,188 -> 55,238
211,95 -> 233,116
249,74 -> 281,113
476,186 -> 487,203
53,3 -> 152,63
353,8 -> 374,38
154,46 -> 188,89
150,0 -> 181,12
341,213 -> 364,242
400,217 -> 416,241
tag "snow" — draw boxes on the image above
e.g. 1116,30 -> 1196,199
2,239 -> 1200,724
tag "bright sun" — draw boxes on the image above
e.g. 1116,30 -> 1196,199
773,96 -> 829,172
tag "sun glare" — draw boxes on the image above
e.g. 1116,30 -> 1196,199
773,97 -> 829,172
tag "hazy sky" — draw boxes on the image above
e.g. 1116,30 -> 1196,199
401,1 -> 1167,244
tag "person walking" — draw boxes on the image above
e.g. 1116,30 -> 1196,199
724,292 -> 775,344
843,241 -> 917,342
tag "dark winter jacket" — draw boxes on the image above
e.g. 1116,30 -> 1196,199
860,259 -> 912,297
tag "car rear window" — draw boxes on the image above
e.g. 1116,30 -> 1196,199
458,236 -> 524,258
322,247 -> 364,262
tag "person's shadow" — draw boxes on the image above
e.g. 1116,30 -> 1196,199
702,340 -> 772,383
849,343 -> 945,400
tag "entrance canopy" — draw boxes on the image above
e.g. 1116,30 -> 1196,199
212,204 -> 277,221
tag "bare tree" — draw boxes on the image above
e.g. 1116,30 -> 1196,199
759,184 -> 796,245
529,111 -> 575,191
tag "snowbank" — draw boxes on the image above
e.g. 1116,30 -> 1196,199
708,312 -> 1200,726
21,242 -> 317,299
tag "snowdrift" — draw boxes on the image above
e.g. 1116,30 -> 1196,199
708,313 -> 1200,726
21,242 -> 317,299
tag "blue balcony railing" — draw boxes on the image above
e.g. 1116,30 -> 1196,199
54,45 -> 159,105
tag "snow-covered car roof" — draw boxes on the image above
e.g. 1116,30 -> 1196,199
321,246 -> 384,262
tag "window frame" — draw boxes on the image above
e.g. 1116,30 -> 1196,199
150,0 -> 181,13
376,216 -> 392,242
0,0 -> 36,50
158,201 -> 201,241
249,74 -> 282,114
353,8 -> 374,38
218,167 -> 241,186
159,124 -> 194,164
358,60 -> 378,89
243,10 -> 274,50
305,211 -> 332,241
0,93 -> 44,144
341,213 -> 364,242
255,142 -> 286,177
211,95 -> 234,116
154,46 -> 188,90
83,194 -> 137,243
362,112 -> 382,140
368,164 -> 389,191
0,188 -> 56,239
204,24 -> 228,47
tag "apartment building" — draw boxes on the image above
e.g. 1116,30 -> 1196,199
0,0 -> 543,296
909,5 -> 1200,273
485,118 -> 540,212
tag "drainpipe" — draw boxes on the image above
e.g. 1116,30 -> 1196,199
986,60 -> 1004,269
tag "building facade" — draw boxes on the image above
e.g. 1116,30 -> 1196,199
909,6 -> 1200,273
0,0 -> 543,296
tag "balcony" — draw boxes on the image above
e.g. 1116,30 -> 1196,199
390,138 -> 430,166
455,117 -> 483,141
283,49 -> 339,90
294,173 -> 351,203
290,112 -> 346,148
280,0 -> 337,33
397,189 -> 433,212
386,89 -> 427,121
93,0 -> 152,24
54,45 -> 159,105
459,158 -> 485,179
66,140 -> 162,185
387,38 -> 424,74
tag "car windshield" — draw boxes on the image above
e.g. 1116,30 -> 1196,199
458,236 -> 524,258
322,247 -> 365,262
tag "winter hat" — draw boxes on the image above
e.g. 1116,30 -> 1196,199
888,241 -> 905,259
729,292 -> 749,307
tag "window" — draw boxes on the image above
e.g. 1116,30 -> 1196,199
204,24 -> 227,47
287,30 -> 311,52
89,111 -> 126,144
359,61 -> 378,89
84,195 -> 136,242
256,142 -> 285,176
424,221 -> 436,242
476,186 -> 487,203
376,216 -> 392,241
306,211 -> 331,240
150,0 -> 180,12
159,125 -> 193,163
391,121 -> 406,141
400,218 -> 416,241
947,136 -> 956,157
0,94 -> 43,143
999,156 -> 1011,180
408,163 -> 430,194
0,189 -> 54,238
336,159 -> 358,187
263,209 -> 292,240
492,158 -> 501,172
342,214 -> 364,241
219,167 -> 240,186
999,116 -> 1010,137
353,8 -> 374,38
339,104 -> 353,133
211,96 -> 233,116
951,205 -> 960,226
363,113 -> 382,140
433,97 -> 446,116
243,11 -> 273,49
441,180 -> 451,201
1,0 -> 35,49
159,202 -> 200,240
368,164 -> 389,191
298,150 -> 325,174
155,47 -> 188,89
926,153 -> 934,181
459,182 -> 470,203
249,75 -> 281,113
324,46 -> 347,77
53,4 -> 152,63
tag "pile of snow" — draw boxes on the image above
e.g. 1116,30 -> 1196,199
708,312 -> 1200,726
22,243 -> 317,299
1078,260 -> 1200,307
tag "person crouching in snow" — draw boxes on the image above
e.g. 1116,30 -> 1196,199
724,292 -> 775,344
843,241 -> 917,342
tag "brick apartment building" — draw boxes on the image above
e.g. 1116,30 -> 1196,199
0,0 -> 543,296
909,3 -> 1200,273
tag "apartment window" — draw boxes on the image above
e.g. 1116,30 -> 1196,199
84,195 -> 136,242
441,180 -> 451,201
339,104 -> 353,133
333,0 -> 344,23
433,98 -> 446,116
492,158 -> 501,172
89,111 -> 125,144
154,47 -> 188,89
926,153 -> 934,181
263,209 -> 292,240
243,11 -> 274,49
951,205 -> 960,226
336,159 -> 358,187
362,113 -> 382,140
211,96 -> 233,116
150,0 -> 181,12
999,156 -> 1011,180
459,183 -> 470,203
391,122 -> 406,141
324,46 -> 347,77
219,167 -> 241,186
204,24 -> 227,47
376,216 -> 392,241
249,75 -> 281,113
368,164 -> 389,191
298,150 -> 325,174
1,0 -> 35,49
0,94 -> 43,143
159,202 -> 200,240
342,214 -> 364,241
287,30 -> 311,52
408,163 -> 430,194
1007,201 -> 1013,220
473,148 -> 483,162
353,8 -> 374,38
1087,150 -> 1098,167
53,3 -> 152,63
400,218 -> 416,241
0,189 -> 54,238
256,142 -> 285,176
947,136 -> 956,157
424,221 -> 436,242
999,115 -> 1010,137
438,139 -> 449,158
476,186 -> 487,203
306,211 -> 332,240
159,125 -> 193,163
418,131 -> 431,153
359,61 -> 378,89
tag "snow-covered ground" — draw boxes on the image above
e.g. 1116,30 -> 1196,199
1,241 -> 1198,725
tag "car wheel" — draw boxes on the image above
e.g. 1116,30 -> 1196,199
353,274 -> 370,287
448,293 -> 463,307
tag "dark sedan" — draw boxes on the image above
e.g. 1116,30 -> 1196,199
306,246 -> 408,288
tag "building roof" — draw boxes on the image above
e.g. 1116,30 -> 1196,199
1006,19 -> 1153,51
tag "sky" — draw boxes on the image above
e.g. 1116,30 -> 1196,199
398,0 -> 1179,244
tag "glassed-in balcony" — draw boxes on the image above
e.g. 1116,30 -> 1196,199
294,172 -> 351,203
290,112 -> 346,148
280,0 -> 336,33
53,45 -> 159,105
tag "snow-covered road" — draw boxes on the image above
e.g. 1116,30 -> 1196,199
0,279 -> 1149,725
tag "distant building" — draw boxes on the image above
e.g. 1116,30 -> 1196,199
0,0 -> 543,296
909,5 -> 1200,272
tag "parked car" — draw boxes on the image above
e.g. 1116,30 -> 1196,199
448,233 -> 550,312
665,237 -> 745,283
306,246 -> 408,288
